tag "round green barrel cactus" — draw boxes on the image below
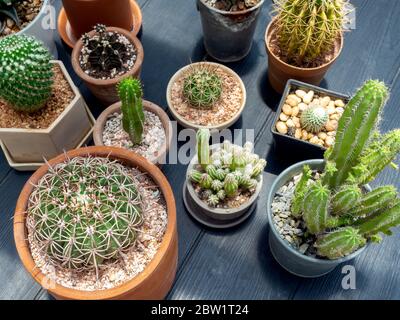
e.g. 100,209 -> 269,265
0,34 -> 54,113
28,156 -> 143,275
300,105 -> 329,133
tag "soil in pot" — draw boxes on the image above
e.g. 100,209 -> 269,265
26,155 -> 168,291
0,0 -> 44,37
0,64 -> 74,129
102,110 -> 166,163
204,0 -> 261,12
169,66 -> 244,128
275,89 -> 347,149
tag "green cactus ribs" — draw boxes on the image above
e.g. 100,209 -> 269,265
27,155 -> 144,277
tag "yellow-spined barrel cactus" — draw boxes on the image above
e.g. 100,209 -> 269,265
0,34 -> 54,112
273,0 -> 349,66
189,129 -> 266,207
28,156 -> 143,276
290,80 -> 400,260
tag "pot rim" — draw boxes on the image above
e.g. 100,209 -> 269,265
14,146 -> 177,300
199,0 -> 265,15
265,19 -> 344,72
71,26 -> 144,86
93,100 -> 173,165
186,144 -> 263,215
267,159 -> 368,265
166,61 -> 247,130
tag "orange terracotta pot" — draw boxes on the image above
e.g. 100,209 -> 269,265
71,27 -> 144,106
14,146 -> 178,300
265,20 -> 344,94
62,0 -> 134,40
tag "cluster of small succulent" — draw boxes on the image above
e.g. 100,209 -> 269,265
117,77 -> 145,145
183,64 -> 222,109
0,34 -> 54,112
300,105 -> 329,133
0,0 -> 21,33
189,129 -> 266,207
28,155 -> 144,277
290,80 -> 400,260
273,0 -> 349,66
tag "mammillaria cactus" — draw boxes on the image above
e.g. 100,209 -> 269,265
190,129 -> 266,207
183,64 -> 222,108
273,0 -> 349,66
300,105 -> 329,133
289,80 -> 400,260
117,77 -> 144,145
0,34 -> 53,112
27,156 -> 144,277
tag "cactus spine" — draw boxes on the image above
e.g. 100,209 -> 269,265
117,77 -> 145,145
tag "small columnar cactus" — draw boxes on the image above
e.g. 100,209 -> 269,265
117,77 -> 145,145
183,64 -> 222,108
190,129 -> 266,207
0,34 -> 54,112
27,156 -> 144,277
300,105 -> 329,133
289,80 -> 400,260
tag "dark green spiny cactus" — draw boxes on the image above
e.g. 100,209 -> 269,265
0,34 -> 54,112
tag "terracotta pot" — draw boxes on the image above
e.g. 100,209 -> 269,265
71,27 -> 144,106
93,100 -> 173,166
62,0 -> 134,40
265,20 -> 344,93
14,146 -> 178,300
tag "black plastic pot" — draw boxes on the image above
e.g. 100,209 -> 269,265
272,79 -> 349,161
197,0 -> 265,62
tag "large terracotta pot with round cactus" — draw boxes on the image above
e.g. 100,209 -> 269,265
14,146 -> 178,300
267,80 -> 400,277
265,0 -> 348,93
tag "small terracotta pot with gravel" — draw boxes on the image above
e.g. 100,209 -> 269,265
14,146 -> 178,300
72,24 -> 144,106
166,62 -> 246,130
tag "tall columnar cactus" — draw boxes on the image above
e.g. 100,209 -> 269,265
0,34 -> 54,112
183,64 -> 222,108
197,128 -> 211,169
117,77 -> 144,145
27,156 -> 144,277
289,80 -> 400,260
273,0 -> 349,66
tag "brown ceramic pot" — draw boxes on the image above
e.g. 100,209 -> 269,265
93,100 -> 173,166
265,20 -> 344,93
71,27 -> 144,106
62,0 -> 134,40
14,146 -> 178,300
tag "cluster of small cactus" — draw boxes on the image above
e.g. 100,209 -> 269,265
0,34 -> 54,112
290,80 -> 400,260
28,156 -> 144,277
189,129 -> 266,207
183,64 -> 222,109
117,77 -> 145,145
273,0 -> 349,66
0,0 -> 21,33
300,105 -> 329,133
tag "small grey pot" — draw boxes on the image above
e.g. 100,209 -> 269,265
186,144 -> 263,221
266,159 -> 369,278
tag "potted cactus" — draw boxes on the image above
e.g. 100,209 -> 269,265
14,146 -> 178,300
184,129 -> 266,227
197,0 -> 265,62
72,24 -> 144,105
0,34 -> 94,170
93,77 -> 172,165
265,0 -> 351,93
166,62 -> 246,130
267,80 -> 400,277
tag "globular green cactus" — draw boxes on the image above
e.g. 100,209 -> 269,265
117,77 -> 145,145
183,64 -> 222,108
0,34 -> 54,113
273,0 -> 349,66
300,105 -> 329,133
331,185 -> 361,215
28,156 -> 143,277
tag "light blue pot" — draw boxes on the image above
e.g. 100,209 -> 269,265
266,159 -> 368,278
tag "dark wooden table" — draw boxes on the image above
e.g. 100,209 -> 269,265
1,0 -> 400,300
